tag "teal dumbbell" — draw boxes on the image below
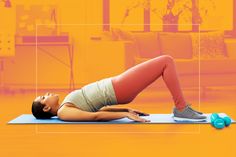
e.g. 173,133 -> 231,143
210,113 -> 232,129
222,116 -> 231,127
210,113 -> 225,129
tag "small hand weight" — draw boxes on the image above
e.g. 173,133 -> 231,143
222,116 -> 231,127
210,113 -> 225,129
210,113 -> 232,129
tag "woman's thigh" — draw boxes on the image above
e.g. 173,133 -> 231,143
111,55 -> 172,104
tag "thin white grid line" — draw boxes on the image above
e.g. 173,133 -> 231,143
36,23 -> 200,26
35,23 -> 201,134
199,25 -> 201,133
36,130 -> 201,134
35,24 -> 38,134
36,125 -> 200,134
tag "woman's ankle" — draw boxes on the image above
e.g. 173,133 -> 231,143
176,106 -> 187,112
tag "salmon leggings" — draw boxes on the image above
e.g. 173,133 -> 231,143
111,55 -> 187,110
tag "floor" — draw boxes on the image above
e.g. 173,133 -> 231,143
0,87 -> 236,157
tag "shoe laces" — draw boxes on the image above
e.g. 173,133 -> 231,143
186,102 -> 203,114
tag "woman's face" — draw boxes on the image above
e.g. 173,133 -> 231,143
34,92 -> 60,111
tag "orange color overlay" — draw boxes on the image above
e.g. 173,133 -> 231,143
0,0 -> 235,157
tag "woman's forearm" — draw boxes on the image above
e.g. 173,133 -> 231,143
94,111 -> 128,121
98,106 -> 129,112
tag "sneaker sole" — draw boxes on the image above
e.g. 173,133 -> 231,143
173,116 -> 207,122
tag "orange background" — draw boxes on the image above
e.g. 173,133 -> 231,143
0,0 -> 236,157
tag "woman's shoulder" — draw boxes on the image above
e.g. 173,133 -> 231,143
58,103 -> 82,115
60,102 -> 82,110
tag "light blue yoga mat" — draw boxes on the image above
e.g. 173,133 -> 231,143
8,113 -> 235,124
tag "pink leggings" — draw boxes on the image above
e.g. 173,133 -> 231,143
111,55 -> 187,110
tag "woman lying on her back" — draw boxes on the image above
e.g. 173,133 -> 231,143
32,55 -> 206,122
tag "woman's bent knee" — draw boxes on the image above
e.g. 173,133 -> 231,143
162,54 -> 174,61
160,54 -> 175,64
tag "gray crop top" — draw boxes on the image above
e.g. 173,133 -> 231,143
59,77 -> 118,112
59,89 -> 96,112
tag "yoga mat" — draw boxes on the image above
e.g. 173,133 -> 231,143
8,113 -> 236,124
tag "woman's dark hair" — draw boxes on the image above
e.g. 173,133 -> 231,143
31,101 -> 54,119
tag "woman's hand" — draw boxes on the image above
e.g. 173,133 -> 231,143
127,108 -> 150,116
126,112 -> 150,122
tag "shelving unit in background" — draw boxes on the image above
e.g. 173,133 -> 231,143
0,2 -> 15,92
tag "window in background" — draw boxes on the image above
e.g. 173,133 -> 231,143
199,0 -> 233,31
150,0 -> 233,32
105,0 -> 234,32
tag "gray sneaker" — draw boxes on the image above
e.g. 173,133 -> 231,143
185,102 -> 203,115
173,105 -> 207,122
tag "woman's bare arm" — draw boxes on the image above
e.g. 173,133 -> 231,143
96,111 -> 150,122
58,105 -> 128,121
98,106 -> 150,116
94,111 -> 128,121
58,105 -> 149,122
98,106 -> 130,112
